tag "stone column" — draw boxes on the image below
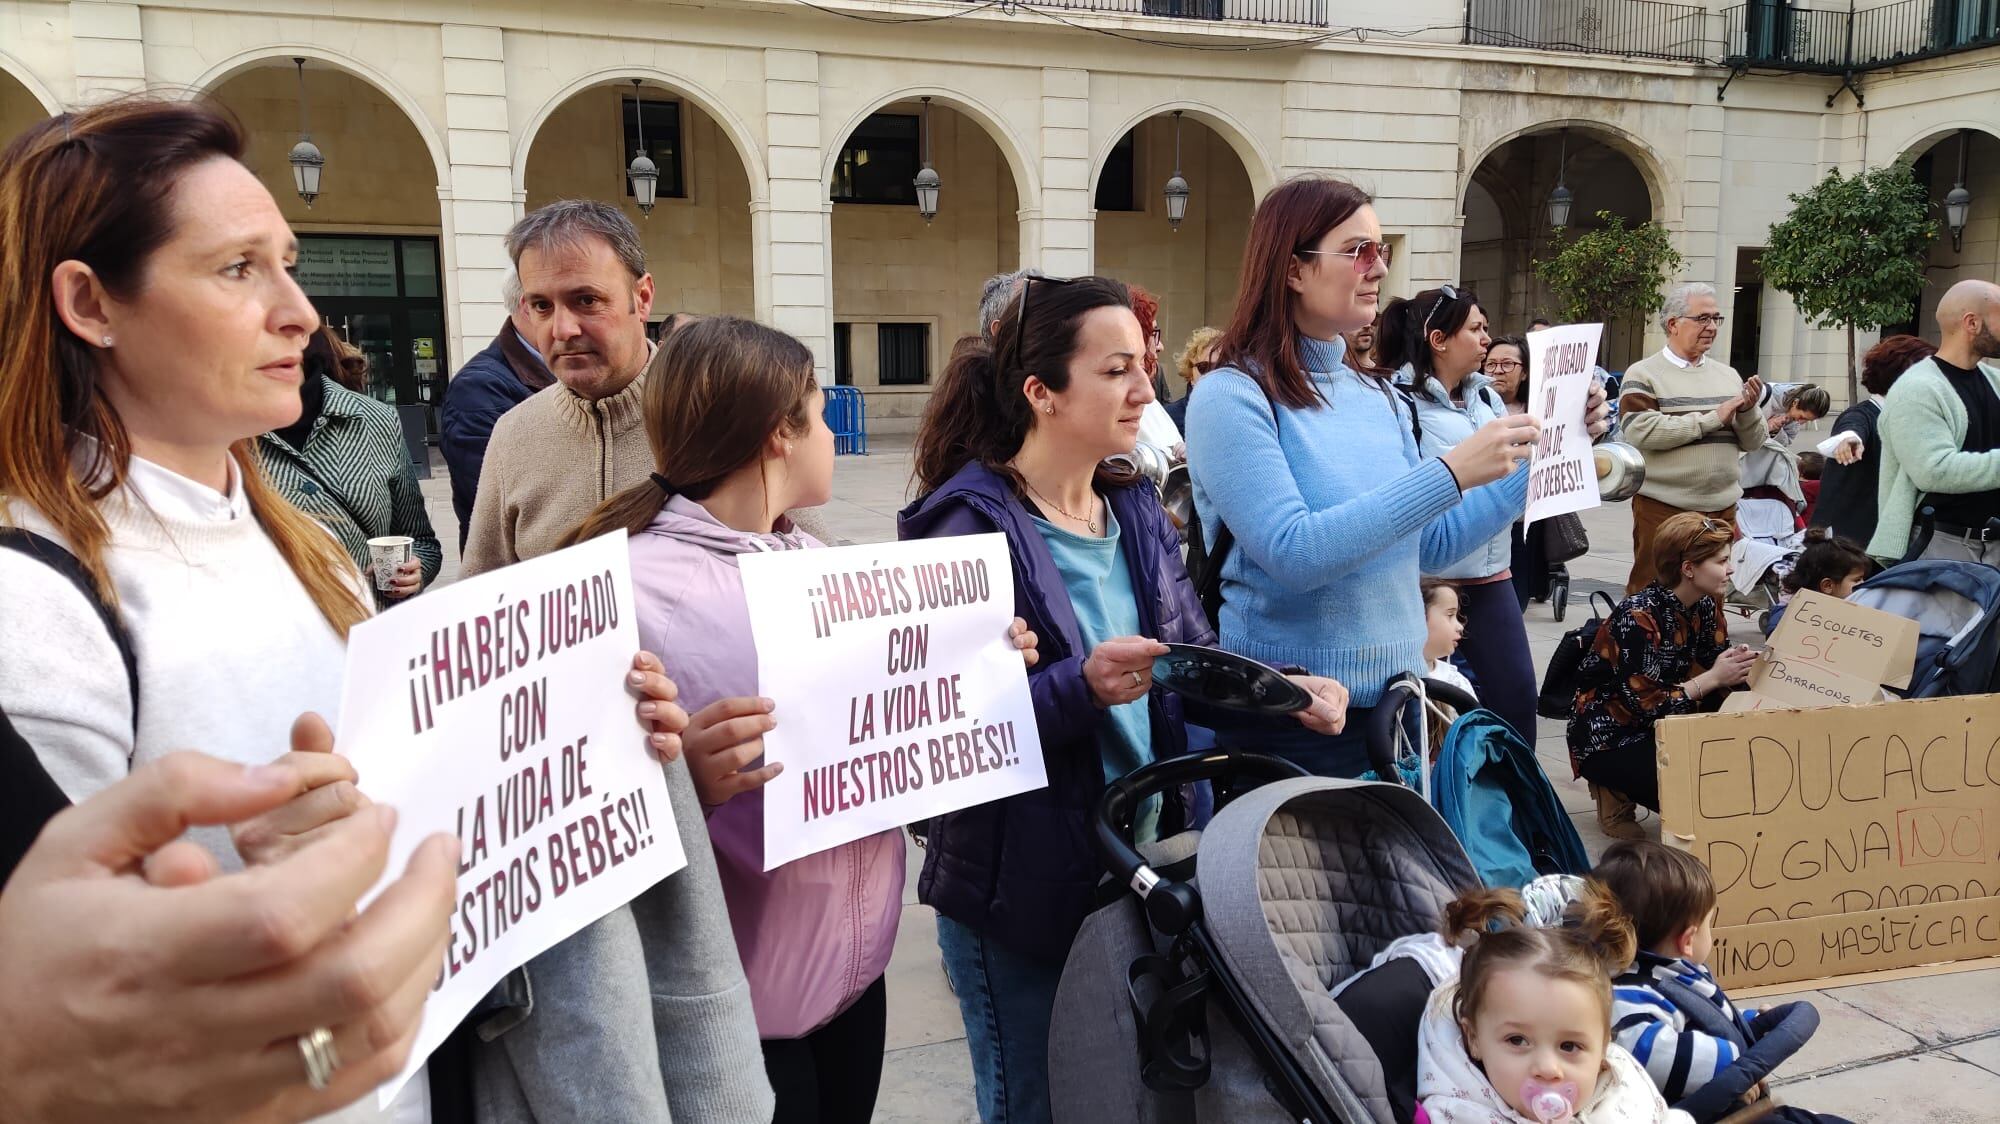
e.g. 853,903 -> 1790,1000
762,48 -> 831,382
1037,67 -> 1092,277
69,2 -> 145,99
439,24 -> 516,370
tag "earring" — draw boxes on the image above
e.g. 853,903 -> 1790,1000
1043,404 -> 1054,415
101,336 -> 113,348
785,444 -> 794,455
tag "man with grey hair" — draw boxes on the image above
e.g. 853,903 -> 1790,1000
1616,281 -> 1767,597
438,265 -> 554,549
462,199 -> 779,1121
978,267 -> 1045,339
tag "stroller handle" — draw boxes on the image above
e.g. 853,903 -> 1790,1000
1365,676 -> 1481,783
1095,752 -> 1307,925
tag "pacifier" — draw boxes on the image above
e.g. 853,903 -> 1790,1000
1519,1079 -> 1579,1123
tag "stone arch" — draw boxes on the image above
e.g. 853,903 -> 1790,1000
513,67 -> 768,202
1892,123 -> 2000,167
1090,101 -> 1276,201
821,87 -> 1039,206
0,50 -> 62,115
189,46 -> 449,189
1458,119 -> 1672,223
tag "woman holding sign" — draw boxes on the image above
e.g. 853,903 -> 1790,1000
902,274 -> 1349,1124
0,99 -> 702,1124
562,317 -> 1038,1124
1183,177 -> 1608,776
1380,287 -> 1540,744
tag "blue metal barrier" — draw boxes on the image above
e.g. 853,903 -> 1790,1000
823,384 -> 869,455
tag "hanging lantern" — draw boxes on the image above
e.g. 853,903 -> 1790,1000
914,97 -> 940,224
627,80 -> 660,216
1163,111 -> 1191,231
1945,130 -> 1972,253
288,59 -> 325,208
1547,128 -> 1572,230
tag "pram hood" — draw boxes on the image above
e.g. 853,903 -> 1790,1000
1196,776 -> 1480,1121
1850,559 -> 2000,696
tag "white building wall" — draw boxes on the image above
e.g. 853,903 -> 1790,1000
0,0 -> 1993,413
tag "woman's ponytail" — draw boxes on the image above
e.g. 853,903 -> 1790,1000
560,477 -> 670,550
1374,295 -> 1422,376
913,335 -> 1013,496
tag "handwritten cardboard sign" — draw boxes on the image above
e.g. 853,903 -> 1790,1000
739,533 -> 1047,870
1524,323 -> 1603,526
337,532 -> 686,1101
1658,694 -> 2000,989
1720,591 -> 1918,713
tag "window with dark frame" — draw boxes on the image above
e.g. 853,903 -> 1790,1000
834,323 -> 854,387
876,323 -> 930,386
621,96 -> 686,200
1095,130 -> 1139,213
831,114 -> 921,205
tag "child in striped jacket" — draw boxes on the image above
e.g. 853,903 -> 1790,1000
1593,841 -> 1852,1124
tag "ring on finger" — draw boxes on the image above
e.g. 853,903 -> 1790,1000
298,1026 -> 340,1090
1128,670 -> 1144,690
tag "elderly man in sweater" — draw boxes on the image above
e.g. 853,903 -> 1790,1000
1868,279 -> 2000,564
460,200 -> 778,1123
1617,282 -> 1769,595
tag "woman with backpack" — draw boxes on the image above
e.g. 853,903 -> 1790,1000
0,98 -> 697,1123
1182,176 -> 1607,776
1383,289 -> 1540,744
901,275 -> 1347,1124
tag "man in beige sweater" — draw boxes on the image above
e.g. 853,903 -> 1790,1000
1617,282 -> 1768,596
464,202 -> 828,575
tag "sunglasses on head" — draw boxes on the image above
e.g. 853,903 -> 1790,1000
1297,239 -> 1393,275
1422,285 -> 1460,334
1008,275 -> 1079,376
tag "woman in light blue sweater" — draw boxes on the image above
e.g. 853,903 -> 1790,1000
1185,177 -> 1597,775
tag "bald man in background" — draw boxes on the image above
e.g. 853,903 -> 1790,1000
1869,279 -> 2000,564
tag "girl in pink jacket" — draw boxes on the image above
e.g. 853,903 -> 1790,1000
564,316 -> 1031,1122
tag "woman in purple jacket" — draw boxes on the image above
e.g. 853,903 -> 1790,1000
900,275 -> 1348,1124
565,317 -> 1034,1124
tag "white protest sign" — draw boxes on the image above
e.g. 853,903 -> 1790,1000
336,531 -> 685,1103
1524,322 -> 1604,526
739,533 -> 1047,870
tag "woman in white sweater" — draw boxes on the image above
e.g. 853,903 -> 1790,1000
0,98 -> 707,1123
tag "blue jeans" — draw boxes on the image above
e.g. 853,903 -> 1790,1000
936,913 -> 1063,1124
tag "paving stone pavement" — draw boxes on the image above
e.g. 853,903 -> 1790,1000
416,438 -> 2000,1123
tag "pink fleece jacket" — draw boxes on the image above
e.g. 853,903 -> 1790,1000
628,495 -> 904,1039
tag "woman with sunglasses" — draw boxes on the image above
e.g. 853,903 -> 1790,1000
901,275 -> 1346,1124
1379,289 -> 1540,744
1184,177 -> 1605,776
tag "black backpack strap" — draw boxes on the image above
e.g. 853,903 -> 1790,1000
1392,385 -> 1426,454
0,528 -> 140,733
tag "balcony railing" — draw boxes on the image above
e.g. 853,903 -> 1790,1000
1465,0 -> 1715,63
1724,0 -> 2000,72
1035,0 -> 1328,26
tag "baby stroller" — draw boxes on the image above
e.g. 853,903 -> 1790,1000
1367,676 -> 1590,889
1729,442 -> 1807,630
1849,555 -> 2000,697
1047,752 -> 1480,1124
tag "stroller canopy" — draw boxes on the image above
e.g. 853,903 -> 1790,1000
1850,559 -> 2000,697
1196,777 -> 1479,1122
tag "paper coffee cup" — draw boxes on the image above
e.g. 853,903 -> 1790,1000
368,535 -> 414,591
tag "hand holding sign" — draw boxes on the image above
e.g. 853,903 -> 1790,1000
1442,414 -> 1543,488
740,534 -> 1048,870
686,696 -> 782,806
